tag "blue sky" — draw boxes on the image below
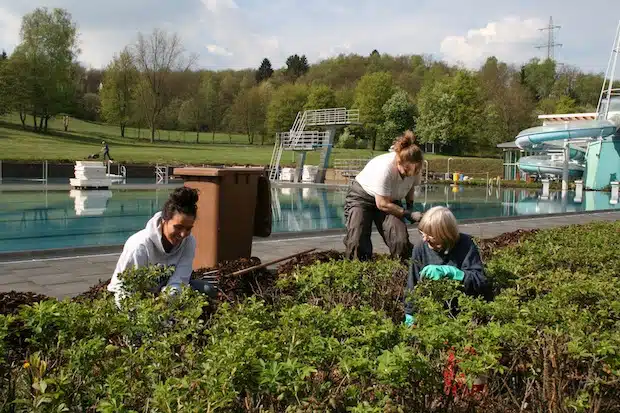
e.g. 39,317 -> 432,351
0,0 -> 619,73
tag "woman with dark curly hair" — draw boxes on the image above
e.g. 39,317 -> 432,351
107,187 -> 212,305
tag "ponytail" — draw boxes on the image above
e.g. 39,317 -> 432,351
393,130 -> 423,164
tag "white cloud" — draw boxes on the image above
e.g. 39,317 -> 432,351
206,44 -> 232,56
0,7 -> 21,51
0,0 -> 616,73
77,29 -> 134,69
201,0 -> 238,13
440,16 -> 545,68
318,42 -> 352,59
193,1 -> 280,68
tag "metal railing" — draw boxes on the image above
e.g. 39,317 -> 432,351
279,131 -> 330,149
269,107 -> 362,181
155,165 -> 169,184
0,160 -> 48,184
288,111 -> 308,148
0,160 -> 134,185
106,161 -> 127,178
305,108 -> 361,126
333,158 -> 370,183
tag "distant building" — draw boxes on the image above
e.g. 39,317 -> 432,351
497,141 -> 534,181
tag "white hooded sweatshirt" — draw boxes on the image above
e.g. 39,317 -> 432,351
107,211 -> 196,303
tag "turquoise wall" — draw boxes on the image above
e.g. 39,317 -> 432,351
585,135 -> 620,190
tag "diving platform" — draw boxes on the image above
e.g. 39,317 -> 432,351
269,108 -> 361,183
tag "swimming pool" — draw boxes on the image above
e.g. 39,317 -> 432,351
0,185 -> 618,253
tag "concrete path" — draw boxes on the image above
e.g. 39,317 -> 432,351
0,211 -> 618,299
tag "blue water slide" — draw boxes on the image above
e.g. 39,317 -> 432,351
515,119 -> 618,149
517,155 -> 585,177
515,119 -> 618,177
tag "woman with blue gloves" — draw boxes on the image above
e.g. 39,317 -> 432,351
404,206 -> 492,326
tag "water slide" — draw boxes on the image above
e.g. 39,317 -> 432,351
515,119 -> 618,178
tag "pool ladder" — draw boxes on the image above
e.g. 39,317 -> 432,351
156,165 -> 169,184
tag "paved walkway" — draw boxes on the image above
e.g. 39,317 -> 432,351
0,211 -> 618,299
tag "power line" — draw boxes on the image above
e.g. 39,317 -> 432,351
535,16 -> 562,61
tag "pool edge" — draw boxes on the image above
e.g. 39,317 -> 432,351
1,209 -> 618,262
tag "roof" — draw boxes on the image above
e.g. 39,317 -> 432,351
537,113 -> 598,122
497,141 -> 519,149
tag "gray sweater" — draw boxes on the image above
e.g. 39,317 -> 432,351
405,233 -> 491,315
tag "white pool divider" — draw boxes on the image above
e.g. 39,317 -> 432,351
542,179 -> 550,200
611,182 -> 619,205
575,180 -> 583,203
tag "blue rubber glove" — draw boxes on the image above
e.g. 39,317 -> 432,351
420,265 -> 465,281
420,265 -> 446,280
404,314 -> 416,326
441,266 -> 465,281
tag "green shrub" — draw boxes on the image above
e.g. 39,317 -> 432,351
2,221 -> 620,412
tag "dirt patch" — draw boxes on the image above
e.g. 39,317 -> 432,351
276,250 -> 345,275
477,229 -> 539,261
0,291 -> 52,315
72,279 -> 111,303
193,257 -> 275,302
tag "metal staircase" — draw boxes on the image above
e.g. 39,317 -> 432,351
597,19 -> 620,123
269,108 -> 361,181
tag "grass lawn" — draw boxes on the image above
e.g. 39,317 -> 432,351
0,114 -> 503,175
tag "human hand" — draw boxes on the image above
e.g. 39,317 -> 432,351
420,265 -> 465,281
420,264 -> 446,280
403,210 -> 423,223
410,211 -> 423,222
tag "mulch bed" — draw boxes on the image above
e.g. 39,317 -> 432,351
0,291 -> 50,316
477,229 -> 539,261
72,279 -> 111,303
192,257 -> 275,302
276,250 -> 345,275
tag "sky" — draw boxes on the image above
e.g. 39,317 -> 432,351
0,0 -> 619,73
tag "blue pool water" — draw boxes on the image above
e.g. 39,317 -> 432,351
0,185 -> 618,253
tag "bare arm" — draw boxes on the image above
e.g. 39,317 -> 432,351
375,194 -> 407,218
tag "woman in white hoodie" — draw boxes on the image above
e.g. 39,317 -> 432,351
108,187 -> 201,305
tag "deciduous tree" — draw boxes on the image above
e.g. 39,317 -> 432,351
100,48 -> 138,137
133,28 -> 193,142
11,7 -> 80,132
353,71 -> 394,149
416,71 -> 484,154
267,83 -> 308,134
379,89 -> 417,150
304,84 -> 336,110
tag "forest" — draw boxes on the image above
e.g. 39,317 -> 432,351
0,7 -> 606,156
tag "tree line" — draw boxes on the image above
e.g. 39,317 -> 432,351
0,7 -> 606,154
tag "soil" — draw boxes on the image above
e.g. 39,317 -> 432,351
193,257 -> 275,303
276,250 -> 345,275
72,279 -> 111,302
476,229 -> 539,261
0,291 -> 51,316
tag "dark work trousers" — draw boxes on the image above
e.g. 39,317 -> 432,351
343,180 -> 413,261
